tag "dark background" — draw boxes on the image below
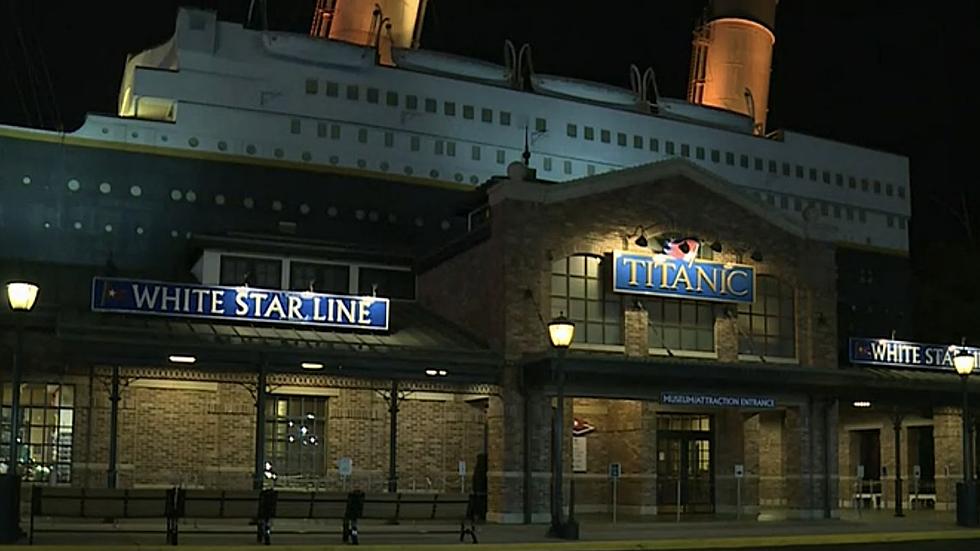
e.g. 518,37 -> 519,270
1,0 -> 977,339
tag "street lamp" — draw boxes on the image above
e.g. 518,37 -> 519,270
953,346 -> 977,527
3,281 -> 38,543
547,313 -> 577,539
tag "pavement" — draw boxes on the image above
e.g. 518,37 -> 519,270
8,510 -> 980,549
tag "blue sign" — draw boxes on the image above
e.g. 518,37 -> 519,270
91,277 -> 389,331
849,337 -> 979,372
661,392 -> 775,409
612,251 -> 754,304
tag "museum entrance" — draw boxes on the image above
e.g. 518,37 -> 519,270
657,414 -> 714,514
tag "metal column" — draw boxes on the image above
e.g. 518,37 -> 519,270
388,379 -> 399,493
107,366 -> 121,488
253,359 -> 268,491
893,413 -> 904,517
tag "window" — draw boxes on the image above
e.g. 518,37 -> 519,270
481,108 -> 493,123
358,267 -> 415,299
220,255 -> 282,288
290,119 -> 301,134
617,133 -> 627,147
567,123 -> 577,138
898,186 -> 906,199
535,118 -> 547,132
755,157 -> 764,171
649,138 -> 659,152
346,85 -> 359,101
325,81 -> 339,97
357,128 -> 368,144
874,180 -> 882,194
499,111 -> 511,126
833,205 -> 841,218
899,217 -> 907,230
846,208 -> 854,220
330,124 -> 341,140
861,179 -> 869,192
836,173 -> 844,186
768,160 -> 777,173
496,149 -> 505,164
587,164 -> 596,175
289,261 -> 350,294
446,141 -> 456,157
584,127 -> 594,141
544,157 -> 552,171
444,101 -> 456,116
793,198 -> 802,211
795,165 -> 804,178
600,129 -> 610,143
726,152 -> 735,165
740,154 -> 749,168
366,87 -> 379,104
633,135 -> 643,149
696,147 -> 706,160
681,144 -> 691,157
848,177 -> 857,189
305,79 -> 318,94
424,98 -> 437,113
463,105 -> 474,119
780,196 -> 788,209
820,202 -> 829,216
887,215 -> 895,228
410,136 -> 420,152
563,160 -> 572,175
405,94 -> 418,110
809,168 -> 817,181
317,122 -> 327,138
822,171 -> 831,184
2,383 -> 74,483
658,414 -> 710,432
782,162 -> 791,176
265,395 -> 327,481
550,255 -> 622,345
385,91 -> 398,107
646,298 -> 720,352
737,275 -> 795,358
434,140 -> 444,155
885,183 -> 894,196
665,141 -> 675,155
859,210 -> 867,223
384,132 -> 394,148
471,145 -> 481,161
711,150 -> 720,163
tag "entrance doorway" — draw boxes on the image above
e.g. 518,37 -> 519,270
657,414 -> 714,513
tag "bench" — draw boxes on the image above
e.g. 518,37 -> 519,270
346,492 -> 477,545
30,486 -> 174,544
172,488 -> 272,545
263,490 -> 351,544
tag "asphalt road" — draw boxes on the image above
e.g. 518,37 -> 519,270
723,541 -> 980,551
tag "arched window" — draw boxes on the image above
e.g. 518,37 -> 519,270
736,275 -> 796,358
550,255 -> 623,346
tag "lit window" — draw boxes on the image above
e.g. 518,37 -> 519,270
481,108 -> 493,123
265,395 -> 327,480
600,129 -> 610,143
584,127 -> 594,140
535,118 -> 547,132
305,79 -> 318,94
567,123 -> 577,138
737,275 -> 796,358
1,383 -> 75,483
633,135 -> 643,149
617,133 -> 627,147
647,298 -> 721,352
550,255 -> 623,346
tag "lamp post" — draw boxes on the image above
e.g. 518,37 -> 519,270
953,347 -> 977,526
546,314 -> 576,539
3,282 -> 39,543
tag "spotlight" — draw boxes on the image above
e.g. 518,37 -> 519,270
853,401 -> 871,408
634,234 -> 648,248
301,362 -> 324,370
709,241 -> 723,253
750,250 -> 764,262
168,355 -> 197,364
425,369 -> 438,376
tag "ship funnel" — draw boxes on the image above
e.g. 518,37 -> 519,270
310,0 -> 429,65
687,0 -> 778,135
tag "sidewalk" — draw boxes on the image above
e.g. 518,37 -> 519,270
12,510 -> 980,549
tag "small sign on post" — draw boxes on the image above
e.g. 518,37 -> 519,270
459,461 -> 467,494
609,463 -> 621,479
609,463 -> 621,524
734,464 -> 744,519
338,457 -> 353,477
734,464 -> 744,479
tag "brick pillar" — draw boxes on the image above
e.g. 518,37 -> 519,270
714,310 -> 738,363
742,413 -> 761,516
758,410 -> 784,512
934,406 -> 963,511
715,410 -> 745,514
782,407 -> 806,517
487,365 -> 538,523
624,307 -> 649,357
879,418 -> 908,511
607,400 -> 656,516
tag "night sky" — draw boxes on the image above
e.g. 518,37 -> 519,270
1,1 -> 977,281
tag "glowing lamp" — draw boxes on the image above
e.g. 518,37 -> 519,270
548,314 -> 575,349
953,349 -> 976,377
6,282 -> 39,311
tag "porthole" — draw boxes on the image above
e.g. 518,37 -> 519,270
185,191 -> 197,202
161,135 -> 168,142
104,224 -> 113,233
357,159 -> 367,168
469,175 -> 479,184
355,210 -> 365,220
171,230 -> 179,238
368,211 -> 379,222
43,222 -> 51,229
454,173 -> 463,182
73,222 -> 82,230
274,148 -> 284,158
440,220 -> 451,231
246,144 -> 256,155
188,137 -> 199,147
329,155 -> 339,165
131,131 -> 139,139
217,141 -> 228,151
215,194 -> 226,205
67,179 -> 80,192
101,127 -> 109,134
299,203 -> 310,215
99,182 -> 111,194
429,169 -> 439,178
272,200 -> 283,211
302,151 -> 312,162
414,217 -> 424,227
21,176 -> 31,185
170,190 -> 183,201
327,206 -> 338,217
243,197 -> 255,209
380,161 -> 389,171
404,166 -> 413,175
136,226 -> 144,235
130,185 -> 142,197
